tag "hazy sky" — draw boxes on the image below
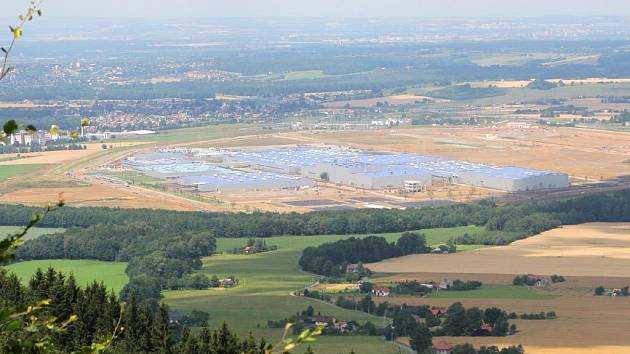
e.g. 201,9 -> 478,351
7,0 -> 630,18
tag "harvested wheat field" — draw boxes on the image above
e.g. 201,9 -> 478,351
370,223 -> 630,353
0,142 -> 144,166
386,290 -> 630,354
0,182 -> 223,211
369,223 -> 630,277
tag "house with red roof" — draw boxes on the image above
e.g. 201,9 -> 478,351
430,308 -> 447,316
432,341 -> 454,354
371,285 -> 391,297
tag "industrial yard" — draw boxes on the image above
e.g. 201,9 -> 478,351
118,145 -> 570,211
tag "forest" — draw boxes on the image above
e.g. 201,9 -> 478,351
1,189 -> 628,240
0,267 -> 271,354
298,233 -> 429,276
15,223 -> 216,305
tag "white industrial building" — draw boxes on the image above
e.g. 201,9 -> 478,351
455,168 -> 570,192
302,162 -> 433,190
180,172 -> 314,193
124,147 -> 570,194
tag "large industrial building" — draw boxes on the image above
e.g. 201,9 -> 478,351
124,146 -> 569,194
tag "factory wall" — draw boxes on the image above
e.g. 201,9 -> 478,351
196,178 -> 314,193
513,173 -> 570,191
457,172 -> 570,192
302,163 -> 432,189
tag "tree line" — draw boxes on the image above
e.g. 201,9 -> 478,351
0,267 -> 273,354
1,189 -> 628,242
298,233 -> 428,276
14,222 -> 216,305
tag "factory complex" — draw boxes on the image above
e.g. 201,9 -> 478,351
124,146 -> 570,194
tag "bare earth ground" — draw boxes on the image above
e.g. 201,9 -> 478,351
324,94 -> 450,108
288,126 -> 630,180
469,77 -> 630,88
369,223 -> 630,354
1,125 -> 628,210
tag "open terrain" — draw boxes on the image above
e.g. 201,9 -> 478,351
164,226 -> 483,354
368,223 -> 630,354
369,223 -> 630,276
0,226 -> 65,240
2,120 -> 629,212
286,125 -> 630,181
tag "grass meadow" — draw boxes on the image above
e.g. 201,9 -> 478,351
0,164 -> 46,181
164,226 -> 487,353
0,226 -> 65,240
7,259 -> 129,294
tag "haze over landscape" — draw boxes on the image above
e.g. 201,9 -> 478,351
1,1 -> 630,354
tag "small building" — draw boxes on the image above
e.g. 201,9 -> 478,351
219,278 -> 238,288
431,309 -> 447,316
371,286 -> 391,297
433,341 -> 454,354
527,275 -> 552,287
346,264 -> 360,273
438,280 -> 453,290
315,316 -> 336,327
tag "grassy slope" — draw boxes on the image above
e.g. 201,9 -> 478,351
216,225 -> 486,253
165,226 -> 485,354
0,226 -> 65,241
426,284 -> 558,300
7,259 -> 129,294
114,123 -> 247,144
0,164 -> 46,181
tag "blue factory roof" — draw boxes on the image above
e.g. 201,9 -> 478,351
127,148 -> 565,187
354,165 -> 432,177
180,171 -> 302,186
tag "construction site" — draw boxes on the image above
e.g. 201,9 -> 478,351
123,146 -> 570,196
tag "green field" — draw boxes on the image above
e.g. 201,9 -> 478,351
165,226 -> 486,354
0,164 -> 46,181
105,171 -> 164,185
7,260 -> 129,294
114,123 -> 248,144
426,284 -> 558,300
216,225 -> 486,253
471,83 -> 630,105
0,226 -> 65,240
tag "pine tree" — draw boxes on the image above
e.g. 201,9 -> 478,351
212,322 -> 240,354
151,303 -> 174,354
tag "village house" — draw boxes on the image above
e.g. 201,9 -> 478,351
473,323 -> 494,336
438,279 -> 453,290
527,275 -> 552,287
432,341 -> 454,354
219,278 -> 238,288
431,309 -> 447,317
346,264 -> 360,273
315,316 -> 337,327
371,285 -> 391,297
